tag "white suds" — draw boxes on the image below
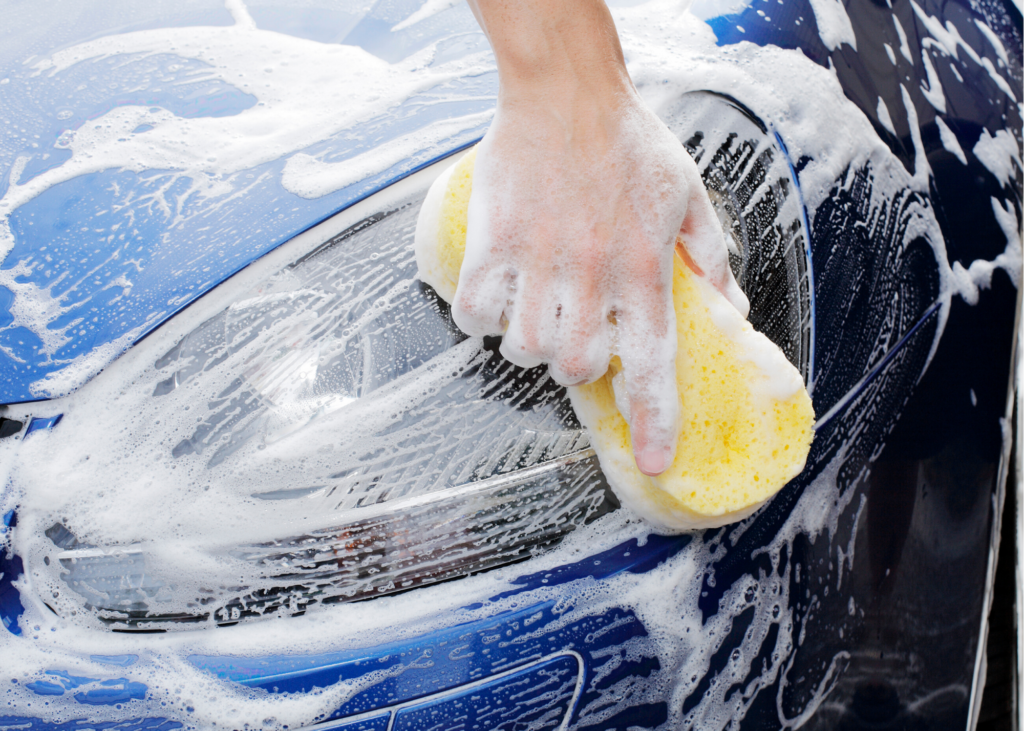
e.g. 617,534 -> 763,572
919,48 -> 947,112
282,112 -> 493,199
807,0 -> 858,50
935,116 -> 967,164
225,0 -> 257,30
949,198 -> 1022,304
893,15 -> 914,63
28,321 -> 153,398
877,97 -> 896,135
973,18 -> 1010,67
973,128 -> 1022,189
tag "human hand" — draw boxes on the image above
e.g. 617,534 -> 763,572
458,0 -> 748,477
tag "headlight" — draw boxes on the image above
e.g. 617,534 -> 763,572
14,91 -> 810,631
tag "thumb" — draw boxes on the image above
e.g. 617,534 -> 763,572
678,168 -> 750,318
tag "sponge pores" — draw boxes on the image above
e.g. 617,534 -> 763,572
414,147 -> 814,533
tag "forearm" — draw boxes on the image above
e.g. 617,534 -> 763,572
458,0 -> 749,477
468,0 -> 634,107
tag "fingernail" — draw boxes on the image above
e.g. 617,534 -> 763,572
636,446 -> 670,476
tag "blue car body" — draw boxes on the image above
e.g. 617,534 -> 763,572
0,0 -> 1020,729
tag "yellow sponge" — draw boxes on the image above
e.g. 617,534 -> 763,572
415,147 -> 814,532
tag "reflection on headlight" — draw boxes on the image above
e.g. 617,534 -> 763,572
51,451 -> 615,628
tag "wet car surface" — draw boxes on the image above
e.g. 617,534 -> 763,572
0,0 -> 1020,728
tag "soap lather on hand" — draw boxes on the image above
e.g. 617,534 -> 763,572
417,145 -> 814,532
450,0 -> 750,478
418,0 -> 814,532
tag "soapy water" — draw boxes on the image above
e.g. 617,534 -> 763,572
0,0 -> 1020,727
12,93 -> 806,632
0,0 -> 1017,399
0,0 -> 497,396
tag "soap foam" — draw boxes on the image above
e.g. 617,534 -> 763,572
0,4 -> 494,375
935,116 -> 967,164
910,0 -> 1018,101
0,0 -> 1019,727
974,127 -> 1022,189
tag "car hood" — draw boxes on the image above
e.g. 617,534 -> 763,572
0,0 -> 494,404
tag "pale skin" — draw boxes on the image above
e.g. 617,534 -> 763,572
457,0 -> 749,476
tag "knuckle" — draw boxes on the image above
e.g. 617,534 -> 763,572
551,353 -> 600,386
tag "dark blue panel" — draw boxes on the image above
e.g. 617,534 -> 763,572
705,0 -> 1021,424
191,599 -> 646,722
0,510 -> 24,636
0,718 -> 182,731
393,655 -> 579,731
316,714 -> 391,731
808,168 -> 943,418
488,533 -> 691,602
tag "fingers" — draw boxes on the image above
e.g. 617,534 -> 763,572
500,280 -> 611,381
499,277 -> 549,369
677,163 -> 751,318
452,264 -> 510,337
615,283 -> 680,477
452,186 -> 511,336
458,233 -> 613,382
547,295 -> 610,386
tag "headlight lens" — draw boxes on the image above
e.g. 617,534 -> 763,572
18,91 -> 810,631
50,450 -> 610,627
30,191 -> 614,631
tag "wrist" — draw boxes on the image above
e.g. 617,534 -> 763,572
500,57 -> 635,112
472,0 -> 634,108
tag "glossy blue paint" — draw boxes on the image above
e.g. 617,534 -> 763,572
0,718 -> 183,731
316,714 -> 391,731
0,0 -> 1019,728
191,600 -> 646,722
0,510 -> 24,636
391,654 -> 580,731
24,415 -> 62,437
24,670 -> 147,707
28,670 -> 94,692
24,682 -> 66,697
0,4 -> 496,401
0,46 -> 492,404
491,533 -> 691,601
74,679 -> 149,707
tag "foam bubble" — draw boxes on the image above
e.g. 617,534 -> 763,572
0,0 -> 1017,727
